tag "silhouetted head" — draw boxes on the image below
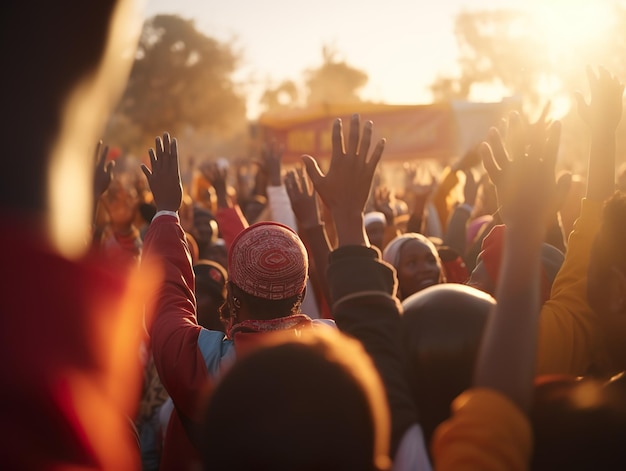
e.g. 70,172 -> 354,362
193,206 -> 218,252
530,374 -> 626,470
400,284 -> 494,445
364,212 -> 386,250
202,329 -> 391,471
382,233 -> 445,299
2,0 -> 143,256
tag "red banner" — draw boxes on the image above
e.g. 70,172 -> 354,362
257,101 -> 511,165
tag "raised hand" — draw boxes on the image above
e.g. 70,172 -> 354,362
93,140 -> 114,199
481,121 -> 562,228
141,133 -> 182,213
404,163 -> 436,199
475,120 -> 562,412
304,115 -> 385,217
201,161 -> 230,209
576,66 -> 624,133
285,167 -> 321,230
576,67 -> 624,202
302,115 -> 385,247
374,186 -> 395,224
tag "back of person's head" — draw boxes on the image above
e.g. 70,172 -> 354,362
226,222 -> 308,320
530,374 -> 626,470
400,284 -> 494,444
194,260 -> 227,332
2,0 -> 142,256
202,329 -> 391,471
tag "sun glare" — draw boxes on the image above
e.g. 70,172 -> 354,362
533,2 -> 615,55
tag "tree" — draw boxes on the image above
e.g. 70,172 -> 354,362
305,46 -> 368,105
430,5 -> 626,106
105,15 -> 247,155
260,80 -> 300,112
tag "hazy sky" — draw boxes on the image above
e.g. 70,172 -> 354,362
144,0 -> 620,118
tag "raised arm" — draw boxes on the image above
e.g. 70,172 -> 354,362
285,168 -> 332,306
537,67 -> 624,375
92,140 -> 113,225
305,116 -> 424,461
202,161 -> 248,250
474,123 -> 560,410
576,66 -> 624,202
141,133 -> 210,418
431,123 -> 559,471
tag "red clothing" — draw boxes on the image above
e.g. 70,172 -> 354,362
0,223 -> 150,470
215,206 -> 248,250
143,215 -> 323,470
143,215 -> 208,470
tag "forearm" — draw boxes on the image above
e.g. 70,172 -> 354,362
142,214 -> 207,412
302,224 -> 332,305
267,185 -> 298,229
474,226 -> 543,412
586,130 -> 616,201
443,205 -> 472,256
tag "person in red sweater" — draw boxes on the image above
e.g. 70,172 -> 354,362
140,133 -> 333,470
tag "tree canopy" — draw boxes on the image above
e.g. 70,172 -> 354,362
259,46 -> 368,114
106,15 -> 247,155
431,5 -> 626,108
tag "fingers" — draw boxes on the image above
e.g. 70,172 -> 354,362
347,114 -> 360,157
140,164 -> 152,180
284,170 -> 298,197
359,120 -> 373,160
332,118 -> 344,158
484,128 -> 507,182
480,141 -> 499,185
506,111 -> 525,161
162,132 -> 171,157
543,121 -> 561,169
148,148 -> 157,171
302,155 -> 324,188
367,138 -> 386,172
296,166 -> 311,195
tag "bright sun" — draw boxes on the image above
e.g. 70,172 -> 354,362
528,1 -> 617,117
534,2 -> 614,45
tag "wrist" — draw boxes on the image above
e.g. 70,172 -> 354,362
153,210 -> 180,222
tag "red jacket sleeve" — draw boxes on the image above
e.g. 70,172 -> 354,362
215,206 -> 248,250
142,215 -> 210,419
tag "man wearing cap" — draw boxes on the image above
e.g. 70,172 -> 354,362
141,133 -> 329,470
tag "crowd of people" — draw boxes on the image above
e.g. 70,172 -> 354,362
5,1 -> 626,470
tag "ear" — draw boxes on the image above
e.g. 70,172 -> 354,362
609,267 -> 626,314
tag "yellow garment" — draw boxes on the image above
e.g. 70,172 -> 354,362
191,172 -> 214,210
432,388 -> 532,471
433,166 -> 460,233
536,198 -> 602,375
